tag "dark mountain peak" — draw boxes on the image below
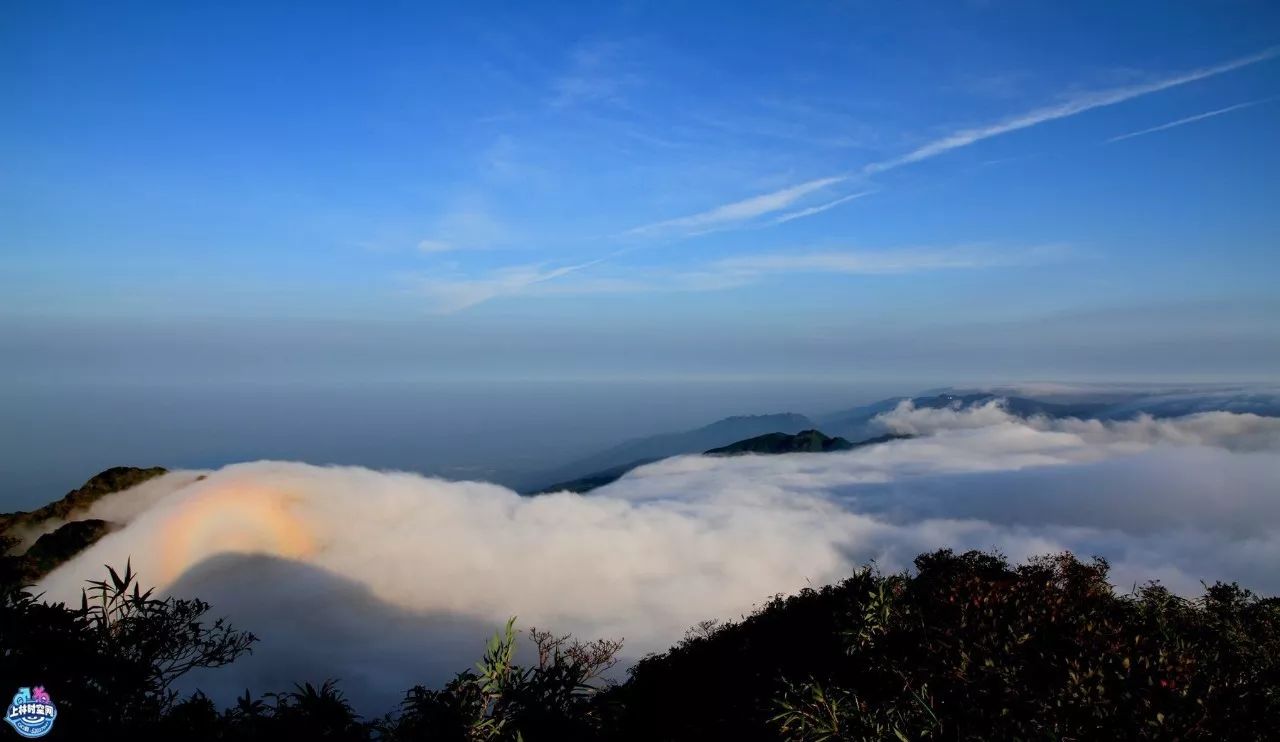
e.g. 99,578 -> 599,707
723,429 -> 851,454
706,429 -> 910,456
525,413 -> 815,493
0,466 -> 167,531
1,466 -> 167,581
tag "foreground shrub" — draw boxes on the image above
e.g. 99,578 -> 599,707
0,560 -> 255,738
606,550 -> 1280,740
3,550 -> 1277,739
388,619 -> 623,742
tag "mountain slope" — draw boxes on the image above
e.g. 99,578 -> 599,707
532,458 -> 660,495
17,519 -> 118,581
706,429 -> 854,454
538,431 -> 913,494
0,466 -> 167,582
525,413 -> 814,492
531,389 -> 1174,494
706,430 -> 911,455
0,465 -> 167,533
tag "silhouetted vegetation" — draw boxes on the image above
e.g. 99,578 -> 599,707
1,559 -> 255,737
605,551 -> 1280,740
2,550 -> 1277,739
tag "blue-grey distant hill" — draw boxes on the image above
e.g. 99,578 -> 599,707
525,386 -> 1280,494
525,413 -> 813,493
530,458 -> 661,495
1088,391 -> 1280,419
706,430 -> 912,456
536,431 -> 913,494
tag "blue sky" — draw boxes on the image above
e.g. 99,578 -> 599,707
3,0 -> 1279,382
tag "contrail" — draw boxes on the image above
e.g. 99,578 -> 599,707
1106,97 -> 1275,143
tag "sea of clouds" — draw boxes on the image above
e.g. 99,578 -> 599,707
32,400 -> 1280,711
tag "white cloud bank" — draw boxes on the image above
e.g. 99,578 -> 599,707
33,402 -> 1280,710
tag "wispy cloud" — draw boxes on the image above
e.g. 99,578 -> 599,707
525,270 -> 756,298
626,47 -> 1278,237
625,176 -> 846,237
1106,97 -> 1275,143
770,190 -> 875,225
415,49 -> 1272,312
865,47 -> 1278,174
412,257 -> 611,313
416,244 -> 1063,312
415,206 -> 511,255
548,39 -> 641,109
714,244 -> 1068,277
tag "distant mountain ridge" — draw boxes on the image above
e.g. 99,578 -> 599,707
537,431 -> 913,494
0,466 -> 166,533
527,386 -> 1280,495
525,393 -> 1127,493
707,430 -> 912,455
532,458 -> 660,495
0,466 -> 166,583
706,429 -> 854,455
525,413 -> 814,493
